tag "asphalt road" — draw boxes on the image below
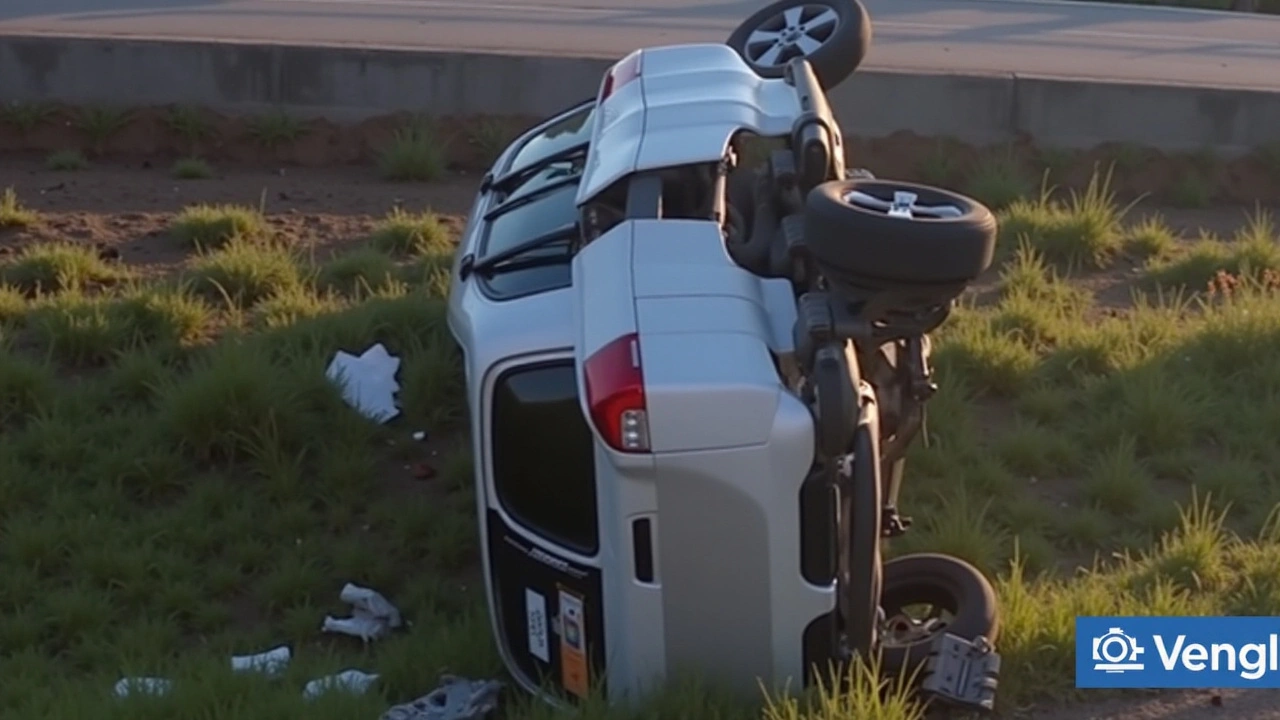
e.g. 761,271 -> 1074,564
2,0 -> 1280,90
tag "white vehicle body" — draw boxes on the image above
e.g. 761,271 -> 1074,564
575,43 -> 803,206
448,41 -> 838,704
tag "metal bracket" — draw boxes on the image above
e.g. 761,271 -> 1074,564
918,633 -> 1000,713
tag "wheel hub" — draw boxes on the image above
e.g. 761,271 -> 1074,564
744,5 -> 842,68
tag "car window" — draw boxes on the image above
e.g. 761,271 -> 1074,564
479,182 -> 579,299
490,360 -> 599,555
505,104 -> 594,177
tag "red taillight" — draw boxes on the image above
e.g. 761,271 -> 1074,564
600,50 -> 642,102
583,332 -> 650,453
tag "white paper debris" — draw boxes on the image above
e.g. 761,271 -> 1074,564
230,645 -> 291,676
325,343 -> 401,423
412,430 -> 427,442
303,669 -> 381,700
114,677 -> 172,698
322,583 -> 403,642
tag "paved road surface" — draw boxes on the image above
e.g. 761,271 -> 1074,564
2,0 -> 1280,90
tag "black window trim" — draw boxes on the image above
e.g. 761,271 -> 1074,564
472,99 -> 597,303
482,350 -> 601,558
475,181 -> 582,303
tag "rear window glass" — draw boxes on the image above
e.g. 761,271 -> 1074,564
490,360 -> 599,555
505,104 -> 594,175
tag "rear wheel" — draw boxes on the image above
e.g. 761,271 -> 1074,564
878,553 -> 1000,674
727,0 -> 872,90
805,179 -> 998,288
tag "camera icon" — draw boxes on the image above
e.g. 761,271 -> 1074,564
1092,627 -> 1145,673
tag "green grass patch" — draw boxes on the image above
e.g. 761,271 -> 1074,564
186,237 -> 304,308
997,169 -> 1130,270
0,186 -> 38,228
378,119 -> 449,182
0,241 -> 126,293
45,149 -> 90,172
370,208 -> 452,257
963,150 -> 1032,210
171,157 -> 214,180
1143,209 -> 1280,291
170,203 -> 266,249
317,246 -> 401,296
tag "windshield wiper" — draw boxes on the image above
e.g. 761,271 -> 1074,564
488,141 -> 590,194
484,173 -> 582,222
460,223 -> 578,280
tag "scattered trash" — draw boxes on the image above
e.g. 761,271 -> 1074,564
326,343 -> 402,424
114,677 -> 172,698
230,645 -> 292,676
410,462 -> 436,480
302,669 -> 381,700
412,431 -> 427,442
322,583 -> 403,642
379,675 -> 504,720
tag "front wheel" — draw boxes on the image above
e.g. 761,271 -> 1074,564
878,553 -> 1000,674
727,0 -> 872,90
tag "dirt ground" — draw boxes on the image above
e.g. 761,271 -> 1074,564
1027,688 -> 1280,720
0,158 -> 479,268
1,157 -> 1277,720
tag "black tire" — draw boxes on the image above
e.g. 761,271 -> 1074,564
878,553 -> 1000,674
804,179 -> 998,288
839,416 -> 882,661
727,0 -> 872,90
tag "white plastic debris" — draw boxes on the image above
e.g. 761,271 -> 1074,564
380,675 -> 503,720
412,430 -> 427,442
302,669 -> 381,700
230,645 -> 291,676
114,677 -> 172,698
326,343 -> 401,423
322,582 -> 403,642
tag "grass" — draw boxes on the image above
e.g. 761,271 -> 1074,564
6,171 -> 1280,719
246,110 -> 309,150
369,208 -> 452,257
46,149 -> 90,172
0,241 -> 127,293
0,186 -> 39,228
963,149 -> 1033,210
169,203 -> 266,249
73,105 -> 134,156
0,101 -> 56,135
379,118 -> 450,182
1142,209 -> 1280,291
165,105 -> 214,152
172,157 -> 215,180
996,167 -> 1131,270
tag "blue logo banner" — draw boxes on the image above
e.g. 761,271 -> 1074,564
1077,616 -> 1280,688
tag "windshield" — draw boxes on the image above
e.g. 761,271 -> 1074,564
504,103 -> 595,183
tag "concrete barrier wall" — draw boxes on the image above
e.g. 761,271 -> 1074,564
3,33 -> 1279,155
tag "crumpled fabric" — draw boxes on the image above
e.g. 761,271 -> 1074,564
379,675 -> 503,720
322,583 -> 403,642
